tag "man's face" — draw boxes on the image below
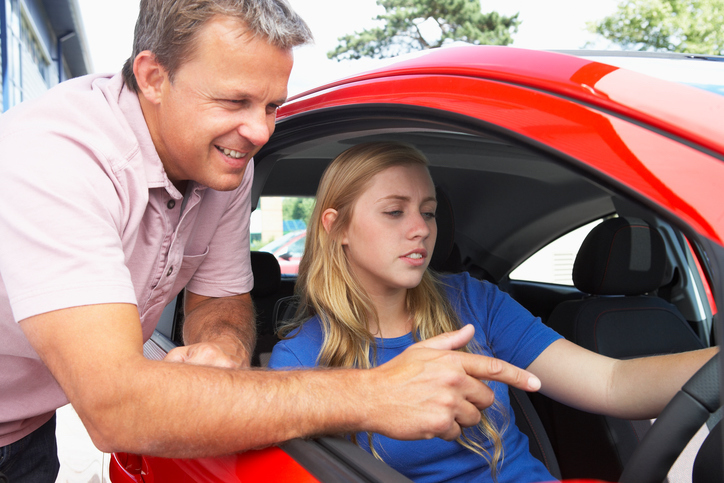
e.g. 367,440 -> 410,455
148,16 -> 293,192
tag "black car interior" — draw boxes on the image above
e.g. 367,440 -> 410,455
534,217 -> 706,481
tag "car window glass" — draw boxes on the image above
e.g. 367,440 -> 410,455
288,237 -> 306,256
509,219 -> 603,286
251,196 -> 315,277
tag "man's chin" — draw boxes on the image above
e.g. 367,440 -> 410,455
207,178 -> 245,191
203,168 -> 248,191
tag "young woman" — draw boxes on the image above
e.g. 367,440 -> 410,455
267,142 -> 716,483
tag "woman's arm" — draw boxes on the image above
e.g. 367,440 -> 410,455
527,338 -> 718,419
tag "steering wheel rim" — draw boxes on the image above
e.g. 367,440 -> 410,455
619,352 -> 720,483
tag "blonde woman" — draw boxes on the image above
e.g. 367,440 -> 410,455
268,142 -> 716,482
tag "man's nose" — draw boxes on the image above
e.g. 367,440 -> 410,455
237,110 -> 273,147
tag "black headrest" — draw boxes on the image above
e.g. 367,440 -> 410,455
430,186 -> 460,273
573,217 -> 666,295
250,251 -> 281,297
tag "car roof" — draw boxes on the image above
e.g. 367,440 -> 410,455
256,46 -> 724,280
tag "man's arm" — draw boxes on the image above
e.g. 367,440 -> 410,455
528,338 -> 718,419
20,308 -> 539,458
164,291 -> 256,368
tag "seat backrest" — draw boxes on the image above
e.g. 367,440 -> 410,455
429,186 -> 462,273
543,217 -> 705,480
250,250 -> 282,298
250,251 -> 282,366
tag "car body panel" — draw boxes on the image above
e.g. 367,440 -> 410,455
288,46 -> 724,158
110,448 -> 319,483
280,60 -> 724,244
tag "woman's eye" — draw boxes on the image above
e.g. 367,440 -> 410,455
385,210 -> 403,217
423,212 -> 436,220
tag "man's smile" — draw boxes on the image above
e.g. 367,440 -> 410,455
216,145 -> 246,159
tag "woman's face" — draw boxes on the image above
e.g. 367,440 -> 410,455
341,164 -> 437,298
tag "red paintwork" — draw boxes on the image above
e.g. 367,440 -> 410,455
110,447 -> 319,482
108,451 -> 605,483
112,46 -> 724,482
282,46 -> 724,244
288,46 -> 724,158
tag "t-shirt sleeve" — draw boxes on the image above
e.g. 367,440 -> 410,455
268,341 -> 308,369
268,318 -> 325,369
447,273 -> 562,369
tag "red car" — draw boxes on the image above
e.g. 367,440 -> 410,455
112,46 -> 724,482
259,229 -> 306,277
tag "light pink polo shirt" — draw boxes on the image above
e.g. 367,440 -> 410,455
0,74 -> 254,445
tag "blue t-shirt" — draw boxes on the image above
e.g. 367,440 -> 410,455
268,273 -> 562,483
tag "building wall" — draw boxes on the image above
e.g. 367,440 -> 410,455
1,0 -> 63,112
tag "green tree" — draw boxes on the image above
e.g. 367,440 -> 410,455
328,0 -> 520,61
589,0 -> 724,55
282,197 -> 315,224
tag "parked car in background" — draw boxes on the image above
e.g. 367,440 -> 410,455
258,229 -> 306,277
113,46 -> 724,483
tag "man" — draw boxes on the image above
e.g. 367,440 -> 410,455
0,1 -> 540,480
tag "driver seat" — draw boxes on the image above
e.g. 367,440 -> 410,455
542,217 -> 705,480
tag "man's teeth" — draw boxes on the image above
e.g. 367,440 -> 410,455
220,147 -> 244,159
407,253 -> 422,259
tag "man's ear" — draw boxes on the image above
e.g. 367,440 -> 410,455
321,208 -> 338,234
133,51 -> 168,105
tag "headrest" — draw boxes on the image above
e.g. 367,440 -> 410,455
250,251 -> 281,297
573,217 -> 666,296
430,186 -> 461,273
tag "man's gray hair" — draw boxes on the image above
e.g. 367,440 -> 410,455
121,0 -> 313,92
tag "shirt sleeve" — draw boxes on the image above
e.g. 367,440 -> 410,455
0,130 -> 137,322
185,161 -> 255,297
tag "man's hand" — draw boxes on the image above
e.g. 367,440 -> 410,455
364,324 -> 540,442
164,338 -> 249,369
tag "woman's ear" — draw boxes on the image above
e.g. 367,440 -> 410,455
321,208 -> 338,234
134,51 -> 168,105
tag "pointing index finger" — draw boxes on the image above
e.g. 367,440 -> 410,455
461,352 -> 541,392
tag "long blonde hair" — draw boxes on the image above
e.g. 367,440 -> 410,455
280,142 -> 506,478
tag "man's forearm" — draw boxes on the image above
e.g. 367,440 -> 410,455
92,359 -> 368,457
92,329 -> 540,458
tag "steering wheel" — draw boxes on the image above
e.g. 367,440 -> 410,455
619,353 -> 720,483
